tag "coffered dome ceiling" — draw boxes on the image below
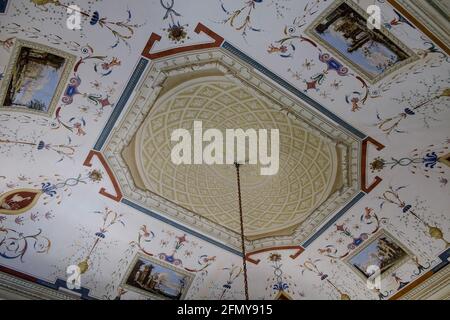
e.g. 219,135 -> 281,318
0,0 -> 449,301
129,76 -> 338,238
107,53 -> 360,250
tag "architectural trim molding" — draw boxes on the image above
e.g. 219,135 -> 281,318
0,271 -> 79,300
399,264 -> 450,300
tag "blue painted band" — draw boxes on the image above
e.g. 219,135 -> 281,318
94,58 -> 149,151
221,41 -> 366,140
302,192 -> 366,248
122,198 -> 243,257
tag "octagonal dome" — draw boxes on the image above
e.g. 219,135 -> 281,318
131,76 -> 338,238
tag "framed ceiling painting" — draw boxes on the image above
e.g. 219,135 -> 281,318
305,0 -> 418,84
0,39 -> 75,117
344,229 -> 412,282
0,0 -> 9,14
121,253 -> 194,300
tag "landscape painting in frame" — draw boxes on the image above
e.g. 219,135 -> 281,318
345,230 -> 411,280
0,0 -> 9,14
306,0 -> 417,83
122,253 -> 194,300
0,39 -> 75,116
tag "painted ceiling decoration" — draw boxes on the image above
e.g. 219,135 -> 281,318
0,0 -> 449,300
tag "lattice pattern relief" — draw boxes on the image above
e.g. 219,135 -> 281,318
135,77 -> 337,237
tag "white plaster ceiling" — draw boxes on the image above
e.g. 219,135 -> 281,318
0,0 -> 448,300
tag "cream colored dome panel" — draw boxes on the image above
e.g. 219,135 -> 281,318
133,76 -> 338,238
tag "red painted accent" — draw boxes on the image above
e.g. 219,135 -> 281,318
361,137 -> 385,193
141,23 -> 224,60
83,150 -> 123,202
0,265 -> 37,283
245,246 -> 305,265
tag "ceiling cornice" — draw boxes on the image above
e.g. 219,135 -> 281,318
399,265 -> 450,300
0,271 -> 80,300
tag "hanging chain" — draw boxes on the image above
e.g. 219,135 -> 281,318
235,162 -> 249,300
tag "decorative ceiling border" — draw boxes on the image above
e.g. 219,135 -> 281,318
88,22 -> 384,258
0,264 -> 96,300
387,0 -> 450,56
390,248 -> 450,300
102,52 -> 361,252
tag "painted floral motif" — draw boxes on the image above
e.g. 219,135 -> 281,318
0,0 -> 448,301
378,186 -> 449,249
370,141 -> 450,186
375,83 -> 450,135
300,258 -> 351,300
29,0 -> 144,49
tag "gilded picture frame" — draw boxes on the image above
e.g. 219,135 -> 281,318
121,253 -> 195,300
344,229 -> 413,282
0,0 -> 9,14
0,38 -> 75,117
305,0 -> 419,84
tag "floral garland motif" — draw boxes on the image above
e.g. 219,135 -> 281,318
219,0 -> 263,37
378,186 -> 450,249
75,208 -> 126,275
0,123 -> 78,162
370,140 -> 450,187
318,208 -> 388,259
0,170 -> 103,215
375,85 -> 450,135
218,265 -> 242,300
30,0 -> 144,49
300,258 -> 351,300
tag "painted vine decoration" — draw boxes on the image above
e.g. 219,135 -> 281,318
375,85 -> 450,135
268,27 -> 369,111
105,226 -> 217,299
219,0 -> 264,37
74,45 -> 121,77
159,231 -> 217,272
62,75 -> 114,107
218,264 -> 242,300
0,170 -> 103,215
30,0 -> 143,48
158,233 -> 188,266
0,122 -> 77,161
300,258 -> 351,300
0,23 -> 82,51
371,141 -> 450,187
0,136 -> 77,161
263,253 -> 298,298
318,208 -> 388,259
378,186 -> 450,249
73,208 -> 125,275
0,226 -> 51,261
